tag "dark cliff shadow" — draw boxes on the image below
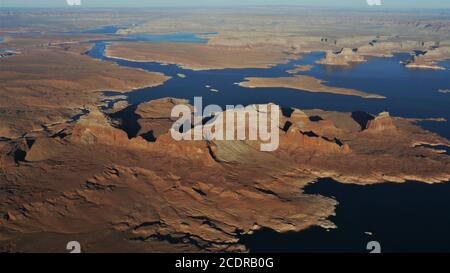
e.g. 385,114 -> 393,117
108,105 -> 141,139
351,111 -> 374,130
13,149 -> 27,163
140,130 -> 157,142
282,121 -> 293,132
309,115 -> 323,122
281,107 -> 294,118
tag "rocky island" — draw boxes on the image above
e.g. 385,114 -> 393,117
238,75 -> 386,99
402,50 -> 448,70
316,48 -> 366,66
287,64 -> 313,74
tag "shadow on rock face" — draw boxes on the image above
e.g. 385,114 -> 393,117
140,130 -> 157,142
351,111 -> 374,130
108,105 -> 141,139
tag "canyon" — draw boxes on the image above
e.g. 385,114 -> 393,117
1,97 -> 449,252
1,7 -> 450,253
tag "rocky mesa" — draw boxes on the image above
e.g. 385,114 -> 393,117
1,98 -> 449,252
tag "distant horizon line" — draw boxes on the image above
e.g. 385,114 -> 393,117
2,5 -> 450,11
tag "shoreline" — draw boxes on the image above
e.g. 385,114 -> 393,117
405,63 -> 447,70
238,75 -> 386,99
105,50 -> 289,71
104,42 -> 295,71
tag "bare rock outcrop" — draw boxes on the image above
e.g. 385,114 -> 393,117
70,108 -> 152,150
402,48 -> 448,70
135,98 -> 192,140
0,44 -> 169,140
281,125 -> 350,154
317,48 -> 366,66
1,99 -> 450,252
365,112 -> 397,133
25,138 -> 66,162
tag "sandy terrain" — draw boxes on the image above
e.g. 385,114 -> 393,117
0,34 -> 113,51
0,43 -> 169,139
119,8 -> 450,62
1,7 -> 450,253
1,98 -> 449,252
238,75 -> 385,99
287,65 -> 313,74
106,42 -> 296,70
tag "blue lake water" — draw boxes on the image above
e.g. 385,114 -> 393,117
416,144 -> 450,156
60,25 -> 124,35
86,34 -> 450,252
126,32 -> 212,43
89,41 -> 450,139
60,25 -> 211,44
71,25 -> 213,43
81,25 -> 123,34
240,178 -> 450,253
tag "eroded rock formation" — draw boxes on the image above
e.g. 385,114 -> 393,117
317,48 -> 366,66
365,112 -> 397,133
1,98 -> 449,252
0,43 -> 169,140
402,49 -> 448,70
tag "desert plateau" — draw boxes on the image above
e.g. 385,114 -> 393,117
1,4 -> 450,254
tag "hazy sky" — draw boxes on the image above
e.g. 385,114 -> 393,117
1,0 -> 450,9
